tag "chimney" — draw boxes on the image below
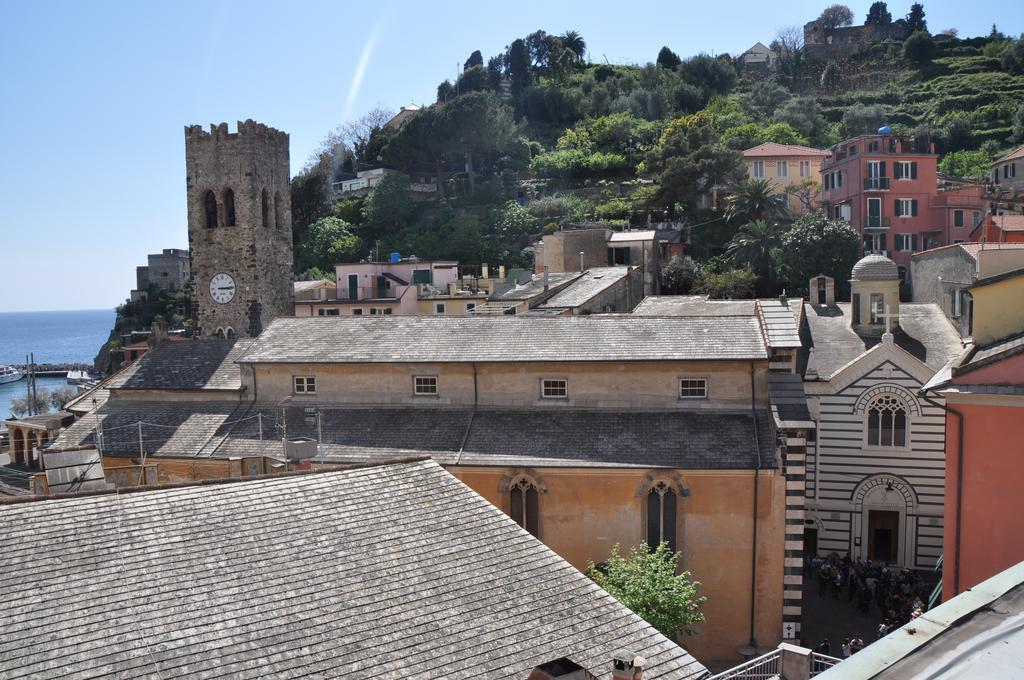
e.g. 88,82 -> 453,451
544,266 -> 550,291
499,265 -> 506,280
611,651 -> 645,680
150,315 -> 168,346
482,263 -> 490,279
579,250 -> 585,272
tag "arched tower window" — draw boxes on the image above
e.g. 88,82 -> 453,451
646,480 -> 678,553
867,394 -> 908,447
203,190 -> 218,229
225,327 -> 235,339
223,189 -> 236,226
261,189 -> 270,228
215,327 -> 225,339
274,191 -> 283,229
509,476 -> 540,537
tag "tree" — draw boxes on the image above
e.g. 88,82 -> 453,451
290,164 -> 333,247
492,200 -> 536,240
865,1 -> 892,24
695,267 -> 759,299
639,118 -> 743,218
842,102 -> 888,136
725,179 -> 788,223
657,46 -> 682,69
773,97 -> 826,145
904,30 -> 936,63
296,216 -> 362,273
437,80 -> 456,103
10,388 -> 51,418
442,92 -> 517,192
561,30 -> 586,62
464,50 -> 483,71
678,54 -> 737,99
773,26 -> 807,90
905,3 -> 927,36
780,212 -> 861,298
727,219 -> 787,296
361,174 -> 415,242
938,150 -> 993,179
507,38 -> 531,102
588,542 -> 705,639
742,79 -> 790,122
49,387 -> 77,411
1015,101 -> 1024,142
817,4 -> 854,30
820,61 -> 842,90
661,256 -> 699,294
333,107 -> 395,163
457,65 -> 489,93
721,122 -> 808,151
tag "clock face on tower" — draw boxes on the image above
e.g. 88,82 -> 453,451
209,273 -> 236,304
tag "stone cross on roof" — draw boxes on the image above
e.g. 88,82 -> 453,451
877,304 -> 899,339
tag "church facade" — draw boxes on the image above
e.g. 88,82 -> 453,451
802,255 -> 962,570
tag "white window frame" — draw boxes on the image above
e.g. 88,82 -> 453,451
293,376 -> 316,395
776,160 -> 788,178
951,289 -> 962,318
465,302 -> 476,313
540,378 -> 568,400
413,375 -> 438,396
896,161 -> 913,180
752,160 -> 765,179
435,302 -> 446,314
895,233 -> 914,252
799,160 -> 811,178
897,198 -> 913,217
678,377 -> 708,399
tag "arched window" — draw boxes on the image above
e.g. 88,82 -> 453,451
274,191 -> 283,229
509,476 -> 539,537
646,480 -> 678,553
225,327 -> 235,339
203,190 -> 218,229
867,395 -> 907,447
215,327 -> 225,339
223,189 -> 236,226
261,189 -> 270,228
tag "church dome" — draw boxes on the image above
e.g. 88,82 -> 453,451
851,254 -> 899,281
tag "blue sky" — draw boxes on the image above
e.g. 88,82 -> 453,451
1,0 -> 1020,312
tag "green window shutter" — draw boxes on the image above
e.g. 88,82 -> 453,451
894,163 -> 903,180
879,161 -> 887,178
607,248 -> 614,266
911,234 -> 919,251
895,200 -> 902,217
624,247 -> 632,265
911,162 -> 918,179
911,200 -> 918,217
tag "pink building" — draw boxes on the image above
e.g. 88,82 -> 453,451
821,134 -> 984,285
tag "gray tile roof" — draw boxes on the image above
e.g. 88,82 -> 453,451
633,296 -> 757,317
40,448 -> 111,493
767,373 -> 814,428
757,298 -> 803,349
538,267 -> 631,309
851,254 -> 899,281
803,303 -> 962,379
237,316 -> 768,364
55,401 -> 776,469
500,271 -> 582,301
114,339 -> 251,391
0,460 -> 706,679
965,332 -> 1024,370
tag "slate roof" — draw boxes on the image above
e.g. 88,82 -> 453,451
47,401 -> 244,456
41,448 -> 111,494
3,411 -> 72,429
803,303 -> 962,379
969,266 -> 1024,290
767,373 -> 814,429
608,230 -> 656,242
0,460 -> 706,679
237,316 -> 769,364
500,271 -> 581,301
757,298 -> 803,349
114,339 -> 251,391
965,331 -> 1024,369
51,400 -> 776,469
995,144 -> 1024,163
537,267 -> 631,309
632,296 -> 757,317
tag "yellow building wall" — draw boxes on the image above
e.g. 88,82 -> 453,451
451,466 -> 786,665
415,297 -> 488,315
251,360 -> 769,410
971,276 -> 1024,346
746,156 -> 823,214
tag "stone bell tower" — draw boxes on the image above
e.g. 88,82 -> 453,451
185,120 -> 294,338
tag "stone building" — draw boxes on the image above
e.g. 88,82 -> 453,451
130,248 -> 191,302
185,120 -> 294,339
803,20 -> 905,61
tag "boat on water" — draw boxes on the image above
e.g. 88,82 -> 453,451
0,366 -> 23,384
66,369 -> 94,385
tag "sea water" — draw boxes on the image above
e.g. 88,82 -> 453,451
0,309 -> 115,420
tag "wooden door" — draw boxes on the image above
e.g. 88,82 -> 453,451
868,510 -> 900,563
804,528 -> 819,558
347,274 -> 358,300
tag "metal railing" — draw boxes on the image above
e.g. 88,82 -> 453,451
864,177 -> 891,191
706,650 -> 780,680
335,286 -> 401,301
811,653 -> 842,674
865,216 -> 891,229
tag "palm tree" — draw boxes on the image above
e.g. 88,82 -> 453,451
724,178 -> 788,224
726,219 -> 788,296
561,31 -> 586,62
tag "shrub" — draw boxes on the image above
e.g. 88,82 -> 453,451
904,31 -> 937,64
595,198 -> 630,220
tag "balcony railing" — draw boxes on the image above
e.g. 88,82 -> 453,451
336,286 -> 400,301
864,177 -> 890,191
865,216 -> 891,229
707,648 -> 842,680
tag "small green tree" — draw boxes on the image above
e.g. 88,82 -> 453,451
817,4 -> 854,30
10,388 -> 52,418
773,97 -> 827,145
588,542 -> 706,639
662,256 -> 700,294
865,1 -> 892,24
695,267 -> 758,299
727,219 -> 788,296
1014,101 -> 1024,142
49,387 -> 77,411
842,103 -> 888,137
939,150 -> 993,179
904,31 -> 936,64
296,216 -> 362,273
905,3 -> 927,36
781,212 -> 861,298
656,46 -> 682,69
724,179 -> 788,223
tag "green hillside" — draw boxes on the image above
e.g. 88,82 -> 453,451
289,11 -> 1024,294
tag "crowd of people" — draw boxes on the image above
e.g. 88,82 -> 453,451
806,553 -> 931,658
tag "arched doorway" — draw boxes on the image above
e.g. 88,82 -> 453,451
853,475 -> 916,566
12,429 -> 24,465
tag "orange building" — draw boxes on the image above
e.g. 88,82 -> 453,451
922,268 -> 1024,599
969,214 -> 1024,244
